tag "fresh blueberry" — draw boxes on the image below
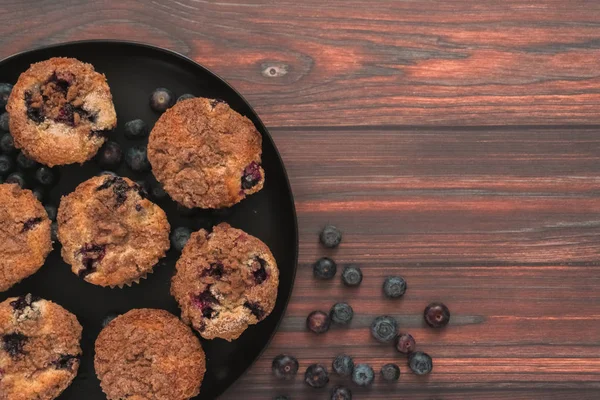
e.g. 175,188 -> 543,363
0,154 -> 13,176
35,167 -> 56,186
424,302 -> 451,328
395,333 -> 416,354
149,88 -> 174,112
271,354 -> 299,380
31,187 -> 44,203
313,257 -> 337,280
306,310 -> 331,334
332,355 -> 354,377
383,276 -> 407,299
370,315 -> 398,343
351,364 -> 374,387
380,363 -> 400,382
97,141 -> 122,169
330,386 -> 352,400
0,83 -> 12,110
16,153 -> 38,170
125,145 -> 150,172
304,364 -> 329,388
177,93 -> 196,103
124,119 -> 149,139
330,302 -> 353,325
171,226 -> 192,252
50,222 -> 58,242
6,172 -> 26,188
320,225 -> 342,248
44,205 -> 57,221
151,181 -> 168,200
408,351 -> 433,375
341,265 -> 362,287
0,132 -> 16,154
0,112 -> 8,132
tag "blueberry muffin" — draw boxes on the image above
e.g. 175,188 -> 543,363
0,183 -> 52,292
147,97 -> 264,209
0,294 -> 82,400
6,57 -> 117,166
57,175 -> 170,287
171,223 -> 279,341
94,309 -> 206,400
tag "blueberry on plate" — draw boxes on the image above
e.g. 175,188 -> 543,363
370,315 -> 398,343
272,354 -> 299,380
97,141 -> 122,169
0,112 -> 9,132
332,354 -> 354,377
35,167 -> 56,186
177,93 -> 196,103
331,386 -> 352,400
16,152 -> 38,170
125,145 -> 150,172
330,302 -> 353,325
0,132 -> 16,154
6,172 -> 26,188
380,363 -> 400,382
313,257 -> 337,280
306,310 -> 331,334
341,265 -> 362,287
408,351 -> 433,375
44,205 -> 57,221
351,364 -> 374,387
395,333 -> 416,354
320,224 -> 342,248
383,276 -> 407,298
124,119 -> 149,139
171,227 -> 192,252
424,302 -> 450,328
149,88 -> 174,112
0,154 -> 13,176
0,83 -> 12,109
304,364 -> 329,388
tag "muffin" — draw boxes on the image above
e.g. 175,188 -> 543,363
147,97 -> 264,209
0,183 -> 52,292
94,309 -> 206,400
171,222 -> 279,341
57,175 -> 170,287
0,294 -> 82,400
6,57 -> 117,166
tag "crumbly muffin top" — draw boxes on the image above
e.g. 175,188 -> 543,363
94,308 -> 205,400
147,97 -> 264,209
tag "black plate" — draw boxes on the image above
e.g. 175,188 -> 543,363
0,41 -> 298,399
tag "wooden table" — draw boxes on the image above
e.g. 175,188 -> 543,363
2,1 -> 600,399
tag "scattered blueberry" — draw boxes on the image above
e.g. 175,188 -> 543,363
124,119 -> 149,139
424,302 -> 451,328
330,386 -> 352,400
50,222 -> 58,241
380,363 -> 400,382
395,333 -> 416,354
330,302 -> 353,325
0,154 -> 13,176
304,364 -> 329,388
383,276 -> 407,299
351,364 -> 374,387
35,167 -> 55,186
6,172 -> 25,188
125,145 -> 150,172
0,83 -> 12,110
151,181 -> 168,200
306,310 -> 331,334
408,351 -> 433,375
0,112 -> 8,132
370,315 -> 398,343
341,265 -> 362,287
15,153 -> 38,170
320,225 -> 342,248
97,141 -> 122,169
272,354 -> 299,380
31,187 -> 44,203
171,226 -> 192,252
313,257 -> 337,280
0,132 -> 16,154
177,93 -> 196,103
332,355 -> 354,377
44,205 -> 57,221
149,88 -> 174,112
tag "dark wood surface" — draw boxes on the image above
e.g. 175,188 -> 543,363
2,1 -> 600,399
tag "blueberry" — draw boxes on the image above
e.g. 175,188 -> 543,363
244,301 -> 265,320
313,257 -> 337,280
0,83 -> 12,110
304,364 -> 329,388
380,363 -> 400,382
50,222 -> 58,241
408,351 -> 433,375
341,265 -> 362,287
171,226 -> 192,251
149,88 -> 174,112
44,205 -> 57,221
306,310 -> 331,334
351,364 -> 374,387
53,354 -> 79,371
151,181 -> 168,200
124,119 -> 149,139
424,302 -> 450,328
0,112 -> 8,132
370,315 -> 398,343
320,225 -> 342,248
332,355 -> 354,377
102,313 -> 119,327
125,145 -> 150,172
177,93 -> 196,103
330,302 -> 353,325
271,354 -> 299,380
241,161 -> 262,190
35,167 -> 56,186
2,333 -> 27,358
330,386 -> 352,400
383,276 -> 407,298
0,132 -> 16,154
6,172 -> 26,188
395,333 -> 416,354
97,141 -> 122,169
31,187 -> 44,203
15,153 -> 38,170
0,154 -> 13,176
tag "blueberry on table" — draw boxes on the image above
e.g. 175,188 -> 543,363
0,83 -> 12,110
272,354 -> 299,380
341,265 -> 362,287
0,132 -> 16,154
351,364 -> 374,387
0,112 -> 9,132
408,351 -> 433,375
313,257 -> 337,280
16,152 -> 38,170
306,310 -> 331,334
383,276 -> 407,298
6,172 -> 25,188
125,145 -> 150,172
97,141 -> 122,169
171,227 -> 192,252
149,88 -> 175,112
304,364 -> 329,388
332,354 -> 354,377
370,315 -> 398,343
330,386 -> 352,400
177,93 -> 196,103
0,154 -> 13,176
320,224 -> 342,248
124,119 -> 149,139
330,302 -> 353,325
380,363 -> 400,382
424,302 -> 450,328
395,333 -> 416,354
44,205 -> 57,221
35,167 -> 56,186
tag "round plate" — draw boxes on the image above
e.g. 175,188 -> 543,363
0,40 -> 298,399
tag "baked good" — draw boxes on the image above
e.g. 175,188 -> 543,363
94,308 -> 205,400
0,294 -> 82,400
147,97 -> 264,209
171,222 -> 279,341
0,183 -> 52,292
6,57 -> 117,166
57,175 -> 170,287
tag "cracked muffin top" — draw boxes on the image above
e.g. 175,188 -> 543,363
6,57 -> 117,166
147,97 -> 264,209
